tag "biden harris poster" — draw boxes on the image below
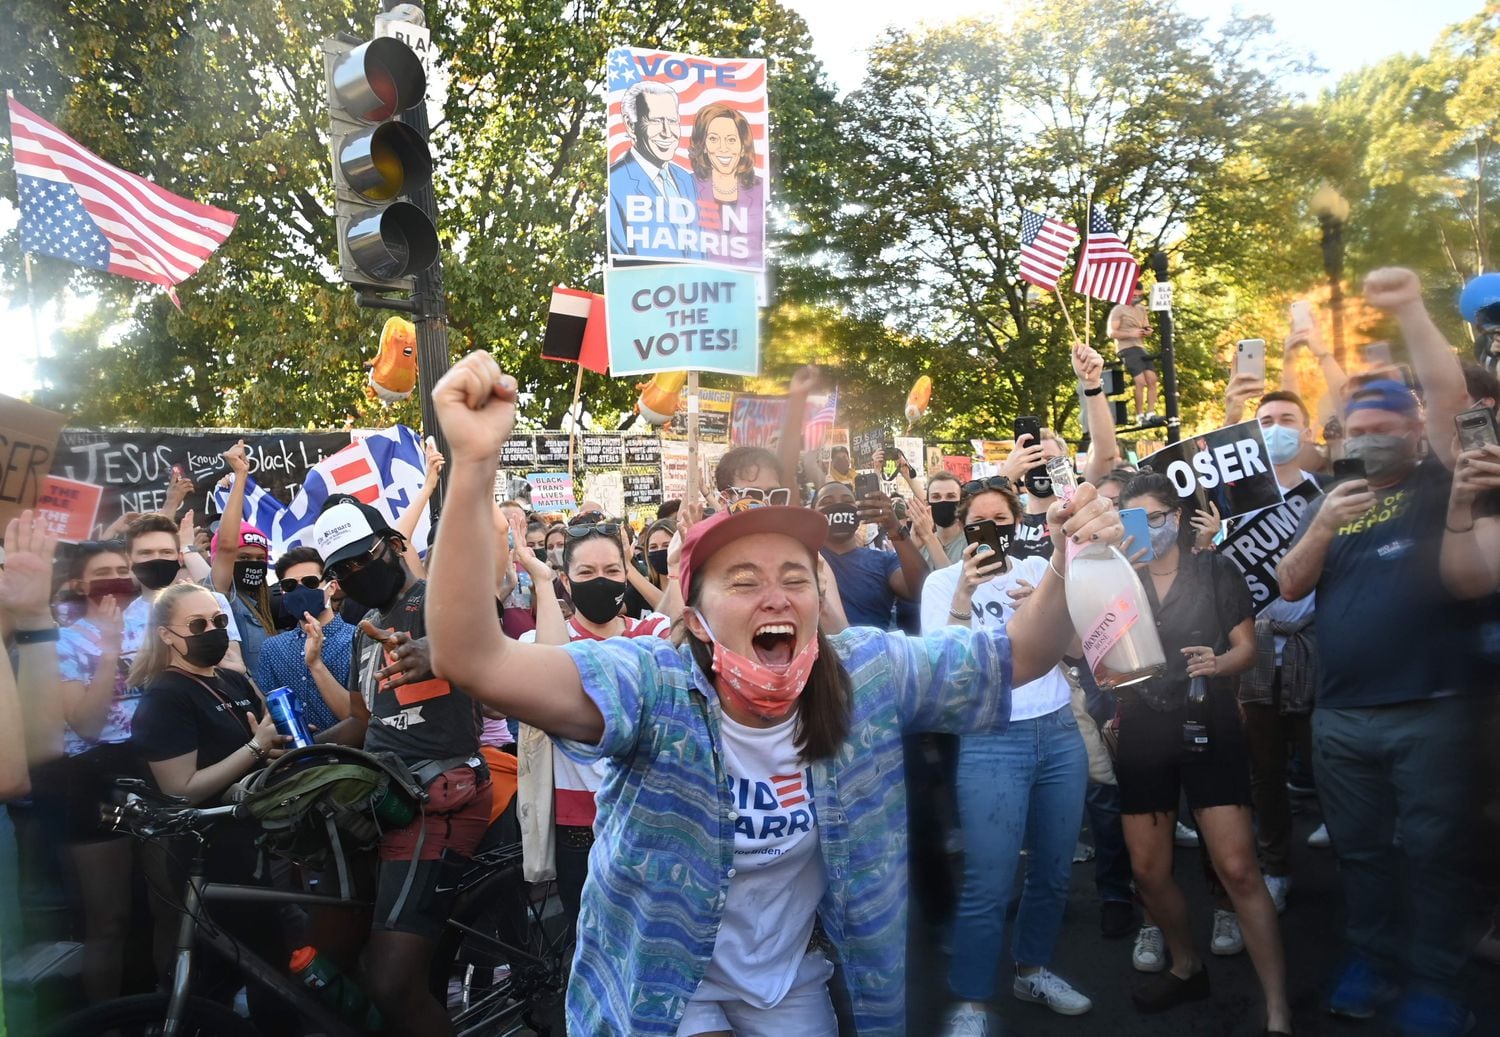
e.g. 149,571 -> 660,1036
605,46 -> 768,271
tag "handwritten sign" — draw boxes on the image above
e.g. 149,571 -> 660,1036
0,395 -> 68,529
604,265 -> 759,377
1139,420 -> 1282,519
34,475 -> 103,542
851,429 -> 886,469
527,472 -> 577,513
940,455 -> 974,483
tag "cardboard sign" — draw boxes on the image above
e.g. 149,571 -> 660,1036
603,265 -> 760,377
0,395 -> 68,528
605,46 -> 768,270
527,472 -> 577,513
1138,420 -> 1283,519
894,436 -> 925,479
940,455 -> 974,483
581,470 -> 626,519
34,475 -> 103,542
1218,480 -> 1323,614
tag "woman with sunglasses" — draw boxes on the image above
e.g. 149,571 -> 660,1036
1114,473 -> 1290,1036
425,352 -> 1121,1037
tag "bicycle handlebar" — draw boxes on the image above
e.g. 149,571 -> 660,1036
103,795 -> 247,839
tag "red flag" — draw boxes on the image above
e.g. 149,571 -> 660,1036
543,287 -> 610,375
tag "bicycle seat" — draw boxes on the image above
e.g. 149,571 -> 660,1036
111,777 -> 188,808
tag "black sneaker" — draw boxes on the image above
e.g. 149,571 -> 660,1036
1101,900 -> 1135,939
1132,966 -> 1210,1013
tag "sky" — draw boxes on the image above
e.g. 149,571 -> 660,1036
2,0 -> 1486,395
788,0 -> 1481,98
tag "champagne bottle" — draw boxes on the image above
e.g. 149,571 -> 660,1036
1065,540 -> 1166,689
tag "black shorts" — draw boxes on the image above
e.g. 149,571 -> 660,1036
1120,347 -> 1156,378
1114,692 -> 1251,816
32,743 -> 145,845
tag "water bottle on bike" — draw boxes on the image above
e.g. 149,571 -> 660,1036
289,946 -> 383,1030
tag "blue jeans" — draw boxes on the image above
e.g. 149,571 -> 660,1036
1312,698 -> 1477,995
949,705 -> 1088,1000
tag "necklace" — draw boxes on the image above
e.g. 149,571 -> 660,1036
1149,567 -> 1178,577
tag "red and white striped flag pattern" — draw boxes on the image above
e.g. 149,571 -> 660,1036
7,97 -> 237,300
803,387 -> 838,450
1018,209 -> 1080,290
1071,206 -> 1140,305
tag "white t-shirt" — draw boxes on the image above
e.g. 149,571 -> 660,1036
524,611 -> 671,827
699,710 -> 826,1009
920,554 -> 1071,721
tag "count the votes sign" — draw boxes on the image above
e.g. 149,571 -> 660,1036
604,264 -> 759,377
1138,420 -> 1283,519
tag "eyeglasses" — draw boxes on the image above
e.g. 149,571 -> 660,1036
279,575 -> 323,593
327,539 -> 392,581
724,486 -> 792,507
962,476 -> 1013,495
171,613 -> 230,636
1145,511 -> 1173,529
565,522 -> 620,538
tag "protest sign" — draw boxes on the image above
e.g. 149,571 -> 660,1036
623,436 -> 662,467
624,470 -> 664,505
500,435 -> 537,470
1139,420 -> 1283,519
851,429 -> 886,469
536,433 -> 573,467
582,434 -> 625,468
894,436 -> 925,479
663,387 -> 733,442
53,429 -> 350,523
34,475 -> 103,542
582,470 -> 626,520
1218,481 -> 1323,614
0,394 -> 68,529
603,265 -> 759,378
730,393 -> 786,447
971,439 -> 1014,464
660,440 -> 727,501
605,46 -> 768,269
940,455 -> 974,482
527,472 -> 577,513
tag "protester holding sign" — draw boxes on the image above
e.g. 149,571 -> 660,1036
1114,472 -> 1290,1035
920,479 -> 1094,1030
423,350 -> 1121,1037
1277,321 -> 1479,1030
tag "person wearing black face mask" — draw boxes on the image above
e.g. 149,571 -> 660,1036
815,481 -> 928,630
207,441 -> 277,675
918,470 -> 968,569
312,495 -> 490,1035
123,514 -> 246,674
253,546 -> 357,733
516,521 -> 675,934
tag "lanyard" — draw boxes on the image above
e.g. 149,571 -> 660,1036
168,666 -> 254,740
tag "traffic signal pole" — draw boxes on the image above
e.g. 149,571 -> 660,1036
1148,252 -> 1181,445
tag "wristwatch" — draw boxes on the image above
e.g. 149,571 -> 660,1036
13,627 -> 60,644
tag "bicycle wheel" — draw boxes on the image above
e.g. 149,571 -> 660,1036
44,992 -> 262,1037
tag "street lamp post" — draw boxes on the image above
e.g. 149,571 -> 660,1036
1311,182 -> 1351,369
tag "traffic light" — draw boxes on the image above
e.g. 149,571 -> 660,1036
322,34 -> 438,292
1104,364 -> 1131,427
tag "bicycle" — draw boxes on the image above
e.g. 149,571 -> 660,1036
44,783 -> 570,1036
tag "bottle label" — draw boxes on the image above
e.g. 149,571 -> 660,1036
1081,595 -> 1140,670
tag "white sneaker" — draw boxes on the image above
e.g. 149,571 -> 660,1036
1211,908 -> 1244,955
1307,822 -> 1331,848
1174,821 -> 1200,847
1013,968 -> 1093,1016
1132,924 -> 1167,973
940,1002 -> 995,1036
1264,874 -> 1290,914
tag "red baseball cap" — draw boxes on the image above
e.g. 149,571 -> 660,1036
678,505 -> 829,603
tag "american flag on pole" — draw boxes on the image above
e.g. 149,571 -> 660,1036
803,388 -> 838,450
1071,206 -> 1140,305
7,97 -> 237,303
1018,209 -> 1080,290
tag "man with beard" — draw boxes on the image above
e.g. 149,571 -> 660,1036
815,482 -> 928,629
313,495 -> 488,1036
1278,271 -> 1476,1034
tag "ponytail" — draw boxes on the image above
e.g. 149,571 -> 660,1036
129,584 -> 209,687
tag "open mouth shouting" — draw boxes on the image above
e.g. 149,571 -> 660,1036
750,622 -> 797,671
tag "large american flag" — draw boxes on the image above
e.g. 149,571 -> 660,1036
8,97 -> 237,298
1018,209 -> 1080,290
1071,206 -> 1140,305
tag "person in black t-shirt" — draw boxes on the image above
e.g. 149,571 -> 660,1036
314,495 -> 488,1036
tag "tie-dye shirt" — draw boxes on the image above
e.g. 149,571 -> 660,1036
555,624 -> 1014,1036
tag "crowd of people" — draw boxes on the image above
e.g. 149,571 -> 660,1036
0,265 -> 1495,1037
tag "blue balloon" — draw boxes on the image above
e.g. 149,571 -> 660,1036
1459,273 -> 1500,323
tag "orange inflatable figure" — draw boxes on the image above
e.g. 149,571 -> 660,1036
635,371 -> 687,425
904,375 -> 932,427
366,317 -> 418,403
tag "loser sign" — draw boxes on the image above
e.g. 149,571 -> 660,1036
1139,420 -> 1283,519
0,394 -> 68,529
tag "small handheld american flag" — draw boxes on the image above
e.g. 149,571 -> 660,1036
1072,206 -> 1140,306
1018,209 -> 1080,291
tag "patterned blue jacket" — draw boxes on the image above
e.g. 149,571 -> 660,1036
556,624 -> 1014,1035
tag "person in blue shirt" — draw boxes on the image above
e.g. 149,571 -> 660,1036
815,482 -> 928,629
253,546 -> 355,731
423,350 -> 1124,1037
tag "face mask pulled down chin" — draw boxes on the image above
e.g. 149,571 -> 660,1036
569,576 -> 627,625
823,503 -> 860,539
1261,424 -> 1304,466
1025,469 -> 1054,499
132,559 -> 180,591
174,627 -> 230,669
928,500 -> 959,529
86,577 -> 137,604
1344,433 -> 1416,481
695,610 -> 819,721
337,552 -> 406,611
